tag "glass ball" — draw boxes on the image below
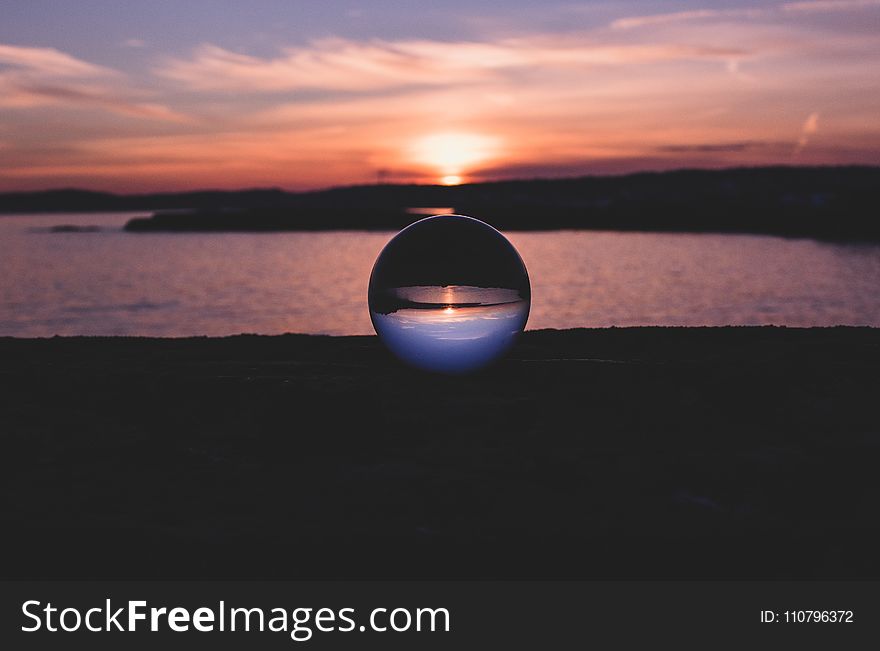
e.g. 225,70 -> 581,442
369,214 -> 530,373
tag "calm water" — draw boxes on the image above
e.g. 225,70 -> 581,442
1,212 -> 879,337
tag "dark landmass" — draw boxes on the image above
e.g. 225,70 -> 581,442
2,327 -> 879,580
2,166 -> 880,240
47,224 -> 102,233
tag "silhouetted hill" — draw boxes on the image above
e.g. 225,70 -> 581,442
2,166 -> 879,240
0,187 -> 291,213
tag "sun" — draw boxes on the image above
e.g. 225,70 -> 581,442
410,132 -> 497,182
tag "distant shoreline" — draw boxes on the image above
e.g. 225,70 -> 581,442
2,166 -> 879,241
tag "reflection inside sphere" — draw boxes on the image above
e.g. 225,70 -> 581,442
369,215 -> 530,373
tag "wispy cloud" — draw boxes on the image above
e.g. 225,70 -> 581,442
613,0 -> 880,30
783,0 -> 880,13
794,112 -> 820,153
0,42 -> 184,121
0,43 -> 116,77
15,84 -> 187,121
158,37 -> 748,92
612,9 -> 764,30
657,141 -> 766,153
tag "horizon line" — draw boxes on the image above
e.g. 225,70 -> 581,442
1,163 -> 878,198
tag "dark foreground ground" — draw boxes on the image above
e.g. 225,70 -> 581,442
2,327 -> 879,580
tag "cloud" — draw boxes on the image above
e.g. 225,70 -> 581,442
157,37 -> 749,92
12,84 -> 187,121
611,9 -> 765,30
0,42 -> 184,121
122,38 -> 146,48
0,43 -> 116,77
657,141 -> 765,153
0,80 -> 187,121
612,0 -> 880,30
803,112 -> 820,133
794,112 -> 820,153
783,0 -> 880,13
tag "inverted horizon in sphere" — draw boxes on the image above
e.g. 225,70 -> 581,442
369,214 -> 530,373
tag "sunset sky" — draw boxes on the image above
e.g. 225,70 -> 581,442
1,0 -> 879,192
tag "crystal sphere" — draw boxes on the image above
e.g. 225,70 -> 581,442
369,214 -> 530,373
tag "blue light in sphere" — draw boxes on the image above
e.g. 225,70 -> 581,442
369,214 -> 530,373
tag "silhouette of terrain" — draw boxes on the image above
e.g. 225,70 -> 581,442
2,166 -> 879,241
2,327 -> 879,580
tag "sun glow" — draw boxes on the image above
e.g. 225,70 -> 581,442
410,132 -> 498,180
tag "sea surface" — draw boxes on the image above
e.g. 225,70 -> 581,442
1,212 -> 879,337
